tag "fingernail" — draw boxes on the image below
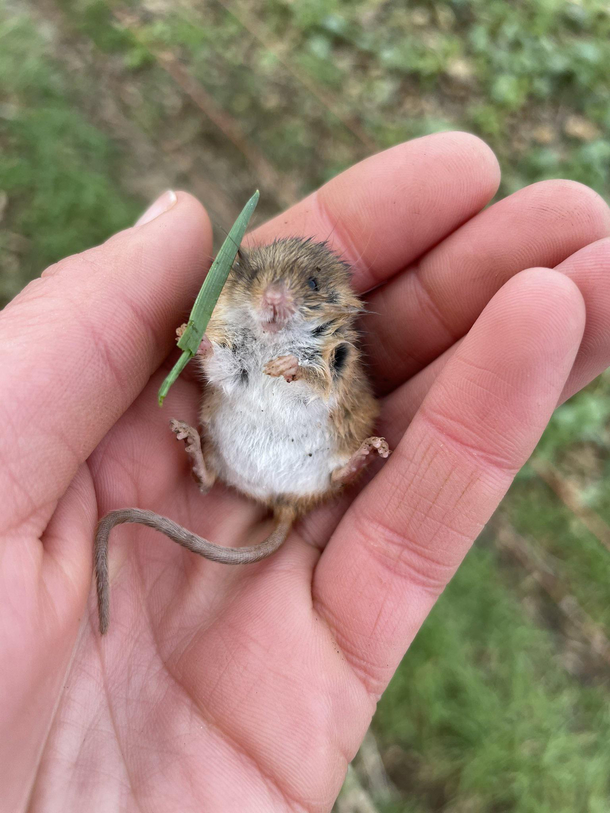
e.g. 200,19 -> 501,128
135,190 -> 177,226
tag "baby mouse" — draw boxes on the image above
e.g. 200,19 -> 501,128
95,237 -> 390,633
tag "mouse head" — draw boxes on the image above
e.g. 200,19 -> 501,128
223,238 -> 362,335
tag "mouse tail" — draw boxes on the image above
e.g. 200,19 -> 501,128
94,508 -> 294,635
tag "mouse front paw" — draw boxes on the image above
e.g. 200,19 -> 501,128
175,325 -> 213,358
264,354 -> 300,383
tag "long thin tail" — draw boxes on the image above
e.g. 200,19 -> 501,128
94,508 -> 293,635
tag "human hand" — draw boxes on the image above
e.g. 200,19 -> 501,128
2,133 -> 610,812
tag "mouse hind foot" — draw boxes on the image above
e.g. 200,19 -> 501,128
331,436 -> 391,486
170,419 -> 216,493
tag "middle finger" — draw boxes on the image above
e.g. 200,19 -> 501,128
364,180 -> 610,394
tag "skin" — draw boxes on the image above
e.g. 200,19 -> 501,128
1,132 -> 610,812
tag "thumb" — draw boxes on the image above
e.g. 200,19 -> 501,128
0,191 -> 212,531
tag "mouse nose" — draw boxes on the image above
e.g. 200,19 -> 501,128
260,283 -> 295,332
264,285 -> 286,305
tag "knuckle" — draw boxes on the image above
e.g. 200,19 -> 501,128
420,404 -> 521,476
356,511 -> 456,598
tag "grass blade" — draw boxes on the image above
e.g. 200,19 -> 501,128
158,189 -> 259,405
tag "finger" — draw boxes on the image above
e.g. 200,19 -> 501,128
314,269 -> 585,696
555,237 -> 610,399
381,236 -> 610,435
0,192 -> 212,531
365,180 -> 610,393
248,132 -> 500,292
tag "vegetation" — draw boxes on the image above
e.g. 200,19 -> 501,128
1,0 -> 609,809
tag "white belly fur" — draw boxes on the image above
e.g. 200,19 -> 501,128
202,310 -> 350,502
208,375 -> 343,501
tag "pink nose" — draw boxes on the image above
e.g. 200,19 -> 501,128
264,285 -> 286,305
260,283 -> 295,332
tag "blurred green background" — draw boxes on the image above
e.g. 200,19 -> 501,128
1,0 -> 610,810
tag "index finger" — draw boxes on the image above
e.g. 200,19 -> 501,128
249,132 -> 500,293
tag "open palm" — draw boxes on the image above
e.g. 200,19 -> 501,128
3,133 -> 610,813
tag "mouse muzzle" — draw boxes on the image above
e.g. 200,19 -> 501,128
259,283 -> 296,332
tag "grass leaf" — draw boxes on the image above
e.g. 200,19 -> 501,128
157,189 -> 259,406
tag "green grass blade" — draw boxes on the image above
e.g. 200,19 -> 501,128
158,189 -> 259,406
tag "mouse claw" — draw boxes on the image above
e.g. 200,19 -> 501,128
369,437 -> 391,458
170,419 -> 198,447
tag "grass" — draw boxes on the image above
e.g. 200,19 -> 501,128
1,1 -> 610,810
0,10 -> 141,303
375,542 -> 610,812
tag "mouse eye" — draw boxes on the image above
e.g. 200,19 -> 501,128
307,277 -> 319,291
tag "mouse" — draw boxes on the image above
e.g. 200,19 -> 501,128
95,237 -> 390,634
